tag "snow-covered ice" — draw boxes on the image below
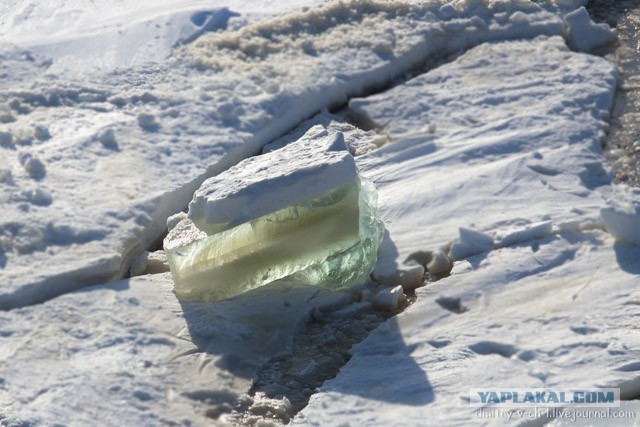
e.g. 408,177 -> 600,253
294,34 -> 640,427
0,273 -> 352,425
296,232 -> 640,426
0,0 -> 582,309
1,0 -> 640,426
352,35 -> 617,271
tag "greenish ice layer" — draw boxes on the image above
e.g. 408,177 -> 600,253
164,177 -> 384,302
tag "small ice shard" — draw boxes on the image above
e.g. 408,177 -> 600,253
564,7 -> 617,53
164,128 -> 384,301
130,250 -> 170,276
372,263 -> 424,291
448,227 -> 494,261
369,285 -> 406,312
427,250 -> 452,275
98,128 -> 118,148
601,205 -> 640,246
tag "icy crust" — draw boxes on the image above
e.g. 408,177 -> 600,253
188,130 -> 355,234
296,233 -> 640,427
166,177 -> 383,302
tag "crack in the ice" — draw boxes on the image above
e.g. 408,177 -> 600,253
223,285 -> 411,426
587,0 -> 640,186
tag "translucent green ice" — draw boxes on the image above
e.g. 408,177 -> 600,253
164,177 -> 383,302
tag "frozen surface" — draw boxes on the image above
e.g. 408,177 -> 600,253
0,273 -> 351,425
352,35 -> 617,272
0,0 -> 579,309
296,232 -> 640,426
2,1 -> 639,426
0,0 -> 318,70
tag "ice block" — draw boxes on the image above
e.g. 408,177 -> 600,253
164,128 -> 383,302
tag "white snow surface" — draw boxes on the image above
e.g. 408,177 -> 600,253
0,0 -> 586,309
2,1 -> 640,426
0,0 -> 320,70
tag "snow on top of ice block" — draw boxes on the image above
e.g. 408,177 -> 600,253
188,128 -> 356,233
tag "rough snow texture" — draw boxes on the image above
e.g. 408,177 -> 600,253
0,0 -> 579,309
262,110 -> 388,157
0,1 -> 316,70
0,274 -> 351,426
353,35 -> 617,272
188,128 -> 355,234
294,37 -> 640,426
296,232 -> 640,426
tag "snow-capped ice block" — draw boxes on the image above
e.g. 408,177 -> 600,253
188,131 -> 354,235
164,129 -> 383,301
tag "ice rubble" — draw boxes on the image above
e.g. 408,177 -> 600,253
600,187 -> 640,246
564,6 -> 618,53
164,127 -> 383,301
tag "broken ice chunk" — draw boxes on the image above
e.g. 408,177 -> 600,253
164,129 -> 383,302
